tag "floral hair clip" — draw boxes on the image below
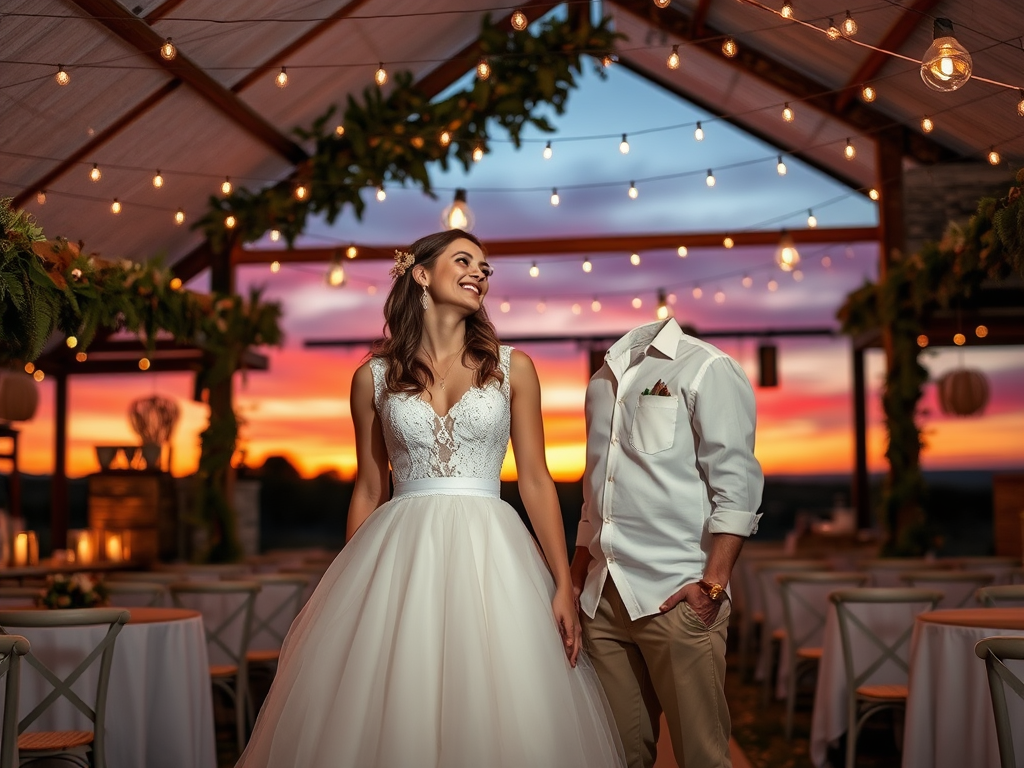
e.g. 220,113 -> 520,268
389,249 -> 415,279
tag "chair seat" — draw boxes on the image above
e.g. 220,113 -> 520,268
210,663 -> 239,678
797,646 -> 824,660
857,683 -> 908,701
772,627 -> 786,641
247,648 -> 281,664
20,730 -> 93,750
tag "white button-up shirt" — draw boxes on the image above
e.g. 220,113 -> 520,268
577,319 -> 764,620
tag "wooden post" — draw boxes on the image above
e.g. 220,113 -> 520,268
851,345 -> 870,529
51,372 -> 69,549
0,425 -> 21,521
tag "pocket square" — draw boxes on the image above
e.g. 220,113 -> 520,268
641,379 -> 670,396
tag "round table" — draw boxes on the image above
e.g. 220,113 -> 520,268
1,606 -> 217,768
902,608 -> 1024,768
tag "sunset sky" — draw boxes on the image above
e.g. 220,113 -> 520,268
11,61 -> 1024,481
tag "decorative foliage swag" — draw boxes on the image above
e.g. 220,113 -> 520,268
197,13 -> 622,249
837,173 -> 1024,554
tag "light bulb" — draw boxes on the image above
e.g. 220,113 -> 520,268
500,299 -> 511,313
582,258 -> 592,273
294,184 -> 308,200
868,188 -> 880,201
55,65 -> 70,86
692,286 -> 703,299
472,145 -> 484,162
861,84 -> 876,102
768,278 -> 779,291
90,164 -> 101,182
335,125 -> 345,136
442,189 -> 474,231
844,138 -> 856,160
667,45 -> 680,70
376,186 -> 386,202
782,103 -> 794,122
656,299 -> 669,320
706,169 -> 716,187
654,0 -> 671,7
529,262 -> 539,278
677,245 -> 688,257
921,116 -> 934,132
714,289 -> 726,303
269,229 -> 281,241
822,255 -> 832,268
630,252 -> 641,266
168,277 -> 182,290
591,298 -> 602,312
976,324 -> 989,338
917,334 -> 929,348
775,230 -> 800,271
221,177 -> 232,195
742,275 -> 753,288
619,134 -> 630,154
511,9 -> 528,30
33,369 -> 45,382
270,260 -> 281,274
543,141 -> 552,159
66,336 -> 78,348
111,199 -> 121,214
550,188 -> 560,206
174,208 -> 185,225
694,122 -> 704,141
723,236 -> 734,248
572,303 -> 582,315
326,262 -> 346,287
722,37 -> 738,58
921,18 -> 971,92
476,58 -> 491,80
777,155 -> 787,175
76,352 -> 87,362
160,37 -> 176,60
988,148 -> 1001,166
152,170 -> 164,188
826,19 -> 841,40
225,214 -> 236,229
1018,91 -> 1024,117
628,181 -> 638,199
807,209 -> 817,228
346,245 -> 358,259
23,363 -> 33,374
842,11 -> 857,37
276,67 -> 288,88
953,333 -> 966,346
781,2 -> 794,19
632,297 -> 642,309
375,63 -> 388,86
36,190 -> 46,205
439,130 -> 451,147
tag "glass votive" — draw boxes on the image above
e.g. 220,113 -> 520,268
67,529 -> 98,565
13,531 -> 39,566
103,530 -> 125,562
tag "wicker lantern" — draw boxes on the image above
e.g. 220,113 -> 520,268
936,368 -> 990,417
0,372 -> 40,422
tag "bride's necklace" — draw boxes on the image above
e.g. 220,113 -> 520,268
423,346 -> 464,391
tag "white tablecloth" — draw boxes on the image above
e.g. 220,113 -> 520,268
1,607 -> 216,768
903,608 -> 1024,768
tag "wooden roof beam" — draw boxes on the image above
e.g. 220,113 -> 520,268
692,0 -> 714,37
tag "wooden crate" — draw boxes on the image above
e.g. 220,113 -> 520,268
993,473 -> 1024,558
88,472 -> 178,563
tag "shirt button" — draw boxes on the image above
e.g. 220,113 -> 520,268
607,556 -> 615,563
607,476 -> 614,483
611,436 -> 619,445
604,518 -> 611,525
617,398 -> 624,406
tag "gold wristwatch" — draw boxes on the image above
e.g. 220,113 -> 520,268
697,579 -> 725,601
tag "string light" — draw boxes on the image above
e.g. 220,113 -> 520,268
550,188 -> 560,206
24,363 -> 34,374
630,252 -> 641,266
841,11 -> 857,38
656,290 -> 669,319
868,188 -> 880,201
472,145 -> 484,162
160,37 -> 176,60
602,54 -> 615,68
511,9 -> 528,30
33,370 -> 45,382
500,299 -> 511,313
826,19 -> 841,41
376,185 -> 386,201
276,67 -> 289,88
442,188 -> 474,231
782,103 -> 794,122
110,199 -> 121,214
36,190 -> 46,205
152,170 -> 164,188
767,279 -> 779,292
807,209 -> 817,228
326,261 -> 346,287
439,130 -> 451,147
169,277 -> 182,291
346,245 -> 358,259
677,246 -> 688,258
776,155 -> 787,175
628,181 -> 638,199
375,63 -> 388,86
861,84 -> 876,102
76,352 -> 87,363
90,164 -> 101,182
844,138 -> 856,160
631,297 -> 643,309
692,286 -> 703,299
917,334 -> 929,348
822,255 -> 832,268
921,18 -> 971,92
694,122 -> 704,141
55,65 -> 70,86
1018,90 -> 1024,117
706,169 -> 716,187
921,116 -> 934,132
270,228 -> 281,241
591,298 -> 602,312
294,184 -> 308,200
723,236 -> 734,248
529,262 -> 539,277
722,37 -> 738,58
174,208 -> 185,225
221,177 -> 232,195
543,141 -> 553,159
714,288 -> 726,303
654,0 -> 671,7
953,333 -> 966,346
66,336 -> 78,348
335,125 -> 345,136
988,148 -> 1001,165
139,358 -> 151,371
619,134 -> 630,154
976,325 -> 989,338
742,275 -> 753,288
572,303 -> 582,315
270,260 -> 281,273
780,2 -> 794,19
225,214 -> 236,229
775,230 -> 800,271
667,45 -> 680,70
582,257 -> 592,273
476,58 -> 491,80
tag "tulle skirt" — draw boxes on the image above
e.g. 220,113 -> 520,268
237,479 -> 624,768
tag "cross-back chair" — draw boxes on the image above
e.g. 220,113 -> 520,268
975,636 -> 1024,768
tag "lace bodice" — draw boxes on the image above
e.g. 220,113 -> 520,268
370,346 -> 512,483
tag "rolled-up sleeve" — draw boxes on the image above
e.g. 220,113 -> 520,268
691,356 -> 764,536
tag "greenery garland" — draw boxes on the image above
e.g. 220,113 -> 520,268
838,172 -> 1024,554
197,13 -> 622,248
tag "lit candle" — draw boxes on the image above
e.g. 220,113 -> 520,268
76,532 -> 93,564
105,533 -> 123,562
13,533 -> 28,566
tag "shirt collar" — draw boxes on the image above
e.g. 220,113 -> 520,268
606,319 -> 683,367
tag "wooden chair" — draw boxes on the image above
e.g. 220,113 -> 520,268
830,588 -> 942,768
103,580 -> 168,608
900,570 -> 994,609
246,574 -> 310,665
861,558 -> 951,587
156,563 -> 251,581
951,556 -> 1021,586
0,608 -> 130,768
0,634 -> 30,768
777,571 -> 868,738
732,543 -> 786,682
0,587 -> 44,608
975,636 -> 1024,768
977,584 -> 1024,608
170,580 -> 260,754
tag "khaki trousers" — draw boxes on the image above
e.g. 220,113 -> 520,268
582,580 -> 732,768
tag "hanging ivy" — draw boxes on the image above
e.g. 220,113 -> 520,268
838,172 -> 1024,554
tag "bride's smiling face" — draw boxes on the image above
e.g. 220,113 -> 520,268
421,238 -> 492,312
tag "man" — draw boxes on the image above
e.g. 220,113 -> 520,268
571,317 -> 763,768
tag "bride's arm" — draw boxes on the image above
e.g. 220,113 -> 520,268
346,362 -> 390,542
509,350 -> 581,665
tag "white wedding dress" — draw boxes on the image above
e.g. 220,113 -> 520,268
238,346 -> 624,768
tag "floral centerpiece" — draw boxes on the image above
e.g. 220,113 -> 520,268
39,573 -> 109,609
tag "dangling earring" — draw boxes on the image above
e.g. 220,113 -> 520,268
420,283 -> 429,311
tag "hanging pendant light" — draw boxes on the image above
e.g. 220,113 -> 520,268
775,230 -> 800,271
442,189 -> 474,231
920,18 -> 972,92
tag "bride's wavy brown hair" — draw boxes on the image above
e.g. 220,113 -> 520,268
373,229 -> 503,394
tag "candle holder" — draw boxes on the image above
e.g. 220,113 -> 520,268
67,528 -> 99,565
102,530 -> 131,562
13,531 -> 38,566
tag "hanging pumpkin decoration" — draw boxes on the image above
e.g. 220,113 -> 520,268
0,371 -> 40,422
936,368 -> 990,417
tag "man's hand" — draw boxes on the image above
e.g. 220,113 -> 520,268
659,581 -> 722,627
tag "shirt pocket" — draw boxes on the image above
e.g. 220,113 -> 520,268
628,395 -> 679,454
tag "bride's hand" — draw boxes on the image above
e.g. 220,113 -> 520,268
553,588 -> 582,668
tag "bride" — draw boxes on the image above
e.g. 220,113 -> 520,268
238,230 -> 624,767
